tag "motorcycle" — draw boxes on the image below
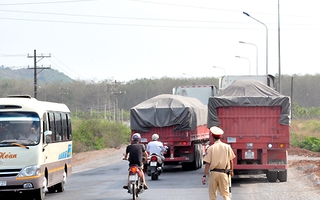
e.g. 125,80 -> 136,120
127,165 -> 144,200
146,153 -> 163,180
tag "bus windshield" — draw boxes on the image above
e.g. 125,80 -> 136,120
0,112 -> 40,146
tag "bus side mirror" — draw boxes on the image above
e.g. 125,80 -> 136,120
44,130 -> 52,143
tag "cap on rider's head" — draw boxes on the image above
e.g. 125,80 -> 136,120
152,133 -> 159,141
210,126 -> 224,138
132,133 -> 141,141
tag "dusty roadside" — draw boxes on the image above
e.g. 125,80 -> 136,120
288,146 -> 320,188
72,145 -> 126,173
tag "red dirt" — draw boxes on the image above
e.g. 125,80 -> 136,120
288,146 -> 320,178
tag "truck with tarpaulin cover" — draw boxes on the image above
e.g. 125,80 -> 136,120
130,94 -> 209,170
207,79 -> 291,182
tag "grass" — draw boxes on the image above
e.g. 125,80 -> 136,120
291,119 -> 320,152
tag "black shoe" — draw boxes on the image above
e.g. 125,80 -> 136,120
143,185 -> 148,190
123,185 -> 128,189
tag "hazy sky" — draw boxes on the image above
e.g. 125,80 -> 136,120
1,0 -> 319,82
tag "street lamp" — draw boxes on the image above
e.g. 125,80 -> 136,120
243,12 -> 268,76
239,41 -> 258,75
182,73 -> 194,77
235,56 -> 251,75
212,66 -> 226,76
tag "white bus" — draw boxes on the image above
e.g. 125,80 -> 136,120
0,95 -> 72,200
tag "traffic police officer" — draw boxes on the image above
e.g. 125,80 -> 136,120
202,126 -> 236,200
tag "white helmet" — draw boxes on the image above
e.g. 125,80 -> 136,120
132,133 -> 141,141
152,133 -> 159,141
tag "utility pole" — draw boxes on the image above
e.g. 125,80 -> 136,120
110,80 -> 125,121
27,49 -> 51,99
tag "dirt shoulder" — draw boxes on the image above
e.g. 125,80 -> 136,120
72,145 -> 126,173
288,146 -> 320,187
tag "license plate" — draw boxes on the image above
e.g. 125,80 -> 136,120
140,138 -> 148,143
245,151 -> 254,159
0,181 -> 7,186
150,162 -> 157,166
227,137 -> 236,143
129,174 -> 138,181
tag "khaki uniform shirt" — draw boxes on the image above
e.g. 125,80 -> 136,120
204,140 -> 236,170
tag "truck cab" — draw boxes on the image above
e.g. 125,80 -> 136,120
218,75 -> 275,92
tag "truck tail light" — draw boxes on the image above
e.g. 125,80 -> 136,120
279,143 -> 284,148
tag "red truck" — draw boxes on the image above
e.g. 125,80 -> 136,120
207,79 -> 291,182
130,94 -> 209,170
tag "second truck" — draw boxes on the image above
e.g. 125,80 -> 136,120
130,94 -> 209,170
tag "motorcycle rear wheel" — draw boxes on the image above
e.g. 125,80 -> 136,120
132,184 -> 136,200
151,173 -> 158,180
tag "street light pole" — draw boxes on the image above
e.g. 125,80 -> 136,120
235,56 -> 251,75
212,66 -> 226,76
239,41 -> 258,75
182,73 -> 194,77
243,12 -> 268,76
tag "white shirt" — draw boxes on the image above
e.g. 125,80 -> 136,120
146,140 -> 165,156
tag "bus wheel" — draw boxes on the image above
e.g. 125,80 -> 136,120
56,171 -> 67,192
34,177 -> 47,200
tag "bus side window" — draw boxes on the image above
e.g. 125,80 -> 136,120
61,113 -> 67,141
48,112 -> 56,142
67,114 -> 72,140
54,113 -> 62,141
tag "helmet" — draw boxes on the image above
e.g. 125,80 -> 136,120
132,133 -> 141,141
152,133 -> 159,141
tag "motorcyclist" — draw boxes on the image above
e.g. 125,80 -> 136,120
146,133 -> 166,162
123,133 -> 148,190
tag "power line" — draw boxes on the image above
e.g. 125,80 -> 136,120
0,54 -> 26,57
2,8 -> 320,25
1,16 -> 318,30
50,55 -> 85,80
0,0 -> 100,6
0,9 -> 254,24
0,16 -> 299,30
0,10 -> 319,30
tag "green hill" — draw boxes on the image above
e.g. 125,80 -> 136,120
0,66 -> 73,84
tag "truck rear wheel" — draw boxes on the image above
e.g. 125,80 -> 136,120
198,144 -> 203,168
267,170 -> 278,182
278,170 -> 287,182
194,144 -> 201,170
182,144 -> 203,170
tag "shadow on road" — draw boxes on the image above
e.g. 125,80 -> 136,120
231,174 -> 269,187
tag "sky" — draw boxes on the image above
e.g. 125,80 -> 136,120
0,0 -> 319,83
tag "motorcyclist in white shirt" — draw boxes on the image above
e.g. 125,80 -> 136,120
146,133 -> 166,162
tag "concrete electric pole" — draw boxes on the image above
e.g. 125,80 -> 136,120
27,49 -> 51,99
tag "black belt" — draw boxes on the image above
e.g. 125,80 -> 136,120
210,168 -> 227,173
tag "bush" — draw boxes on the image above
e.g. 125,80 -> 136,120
290,132 -> 320,152
72,118 -> 131,153
300,136 -> 320,152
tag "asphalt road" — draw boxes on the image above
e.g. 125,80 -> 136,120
41,160 -> 319,200
2,145 -> 319,200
